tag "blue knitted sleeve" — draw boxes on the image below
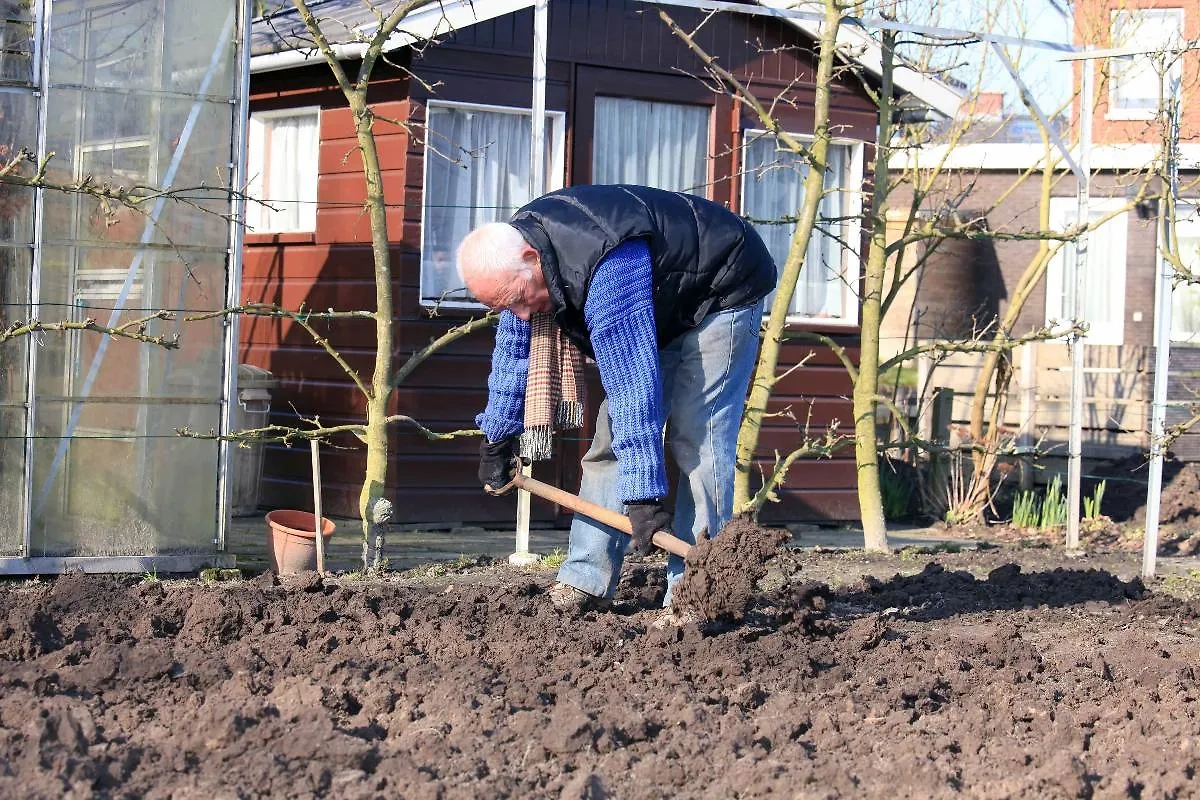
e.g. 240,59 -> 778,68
584,238 -> 669,503
475,310 -> 530,443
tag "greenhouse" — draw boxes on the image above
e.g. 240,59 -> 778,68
0,0 -> 249,571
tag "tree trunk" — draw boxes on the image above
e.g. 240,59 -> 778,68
854,29 -> 899,553
733,0 -> 840,514
351,93 -> 396,570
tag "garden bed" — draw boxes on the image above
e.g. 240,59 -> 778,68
1,547 -> 1198,798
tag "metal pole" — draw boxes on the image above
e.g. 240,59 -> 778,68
21,0 -> 53,557
216,0 -> 255,553
311,439 -> 325,573
1065,55 -> 1093,552
509,0 -> 548,567
1143,77 -> 1182,580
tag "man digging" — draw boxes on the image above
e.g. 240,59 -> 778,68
458,184 -> 776,624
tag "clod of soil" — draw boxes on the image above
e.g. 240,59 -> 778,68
673,516 -> 790,620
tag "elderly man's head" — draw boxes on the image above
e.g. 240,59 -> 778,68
456,222 -> 552,320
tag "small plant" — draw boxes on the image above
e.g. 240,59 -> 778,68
1083,480 -> 1106,521
1010,474 -> 1068,531
1011,488 -> 1039,529
1041,474 -> 1067,528
879,464 -> 913,521
142,568 -> 160,583
541,548 -> 567,568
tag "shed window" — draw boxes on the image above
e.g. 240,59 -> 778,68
420,101 -> 564,307
1045,198 -> 1128,346
1108,9 -> 1184,120
1170,204 -> 1200,342
740,130 -> 863,324
592,97 -> 709,195
246,107 -> 319,233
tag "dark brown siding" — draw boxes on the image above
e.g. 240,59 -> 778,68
244,0 -> 878,524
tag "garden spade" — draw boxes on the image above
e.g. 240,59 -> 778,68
499,472 -> 692,557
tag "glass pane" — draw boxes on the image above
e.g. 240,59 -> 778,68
741,134 -> 848,318
48,0 -> 161,91
164,1 -> 236,100
30,401 -> 219,556
0,4 -> 35,86
42,88 -> 236,250
422,105 -> 552,303
0,245 -> 30,402
592,97 -> 709,194
35,246 -> 226,402
0,408 -> 23,554
0,89 -> 37,242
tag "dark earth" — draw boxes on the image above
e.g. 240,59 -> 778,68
3,543 -> 1200,798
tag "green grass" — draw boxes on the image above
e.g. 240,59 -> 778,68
541,547 -> 567,568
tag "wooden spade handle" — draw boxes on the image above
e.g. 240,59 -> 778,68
512,472 -> 692,558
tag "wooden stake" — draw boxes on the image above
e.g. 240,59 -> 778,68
311,438 -> 325,573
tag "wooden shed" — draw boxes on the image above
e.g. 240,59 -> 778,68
240,0 -> 959,527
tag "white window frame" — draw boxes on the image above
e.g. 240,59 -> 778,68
1045,197 -> 1128,346
739,129 -> 865,327
418,99 -> 566,310
1107,8 -> 1185,121
1168,202 -> 1200,343
245,106 -> 320,233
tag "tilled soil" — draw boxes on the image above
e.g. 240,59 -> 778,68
2,551 -> 1199,799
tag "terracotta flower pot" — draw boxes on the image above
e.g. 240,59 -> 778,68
265,509 -> 336,574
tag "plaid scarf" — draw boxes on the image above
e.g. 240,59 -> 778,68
520,313 -> 587,460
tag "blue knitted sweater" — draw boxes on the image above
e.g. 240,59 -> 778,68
476,238 -> 668,503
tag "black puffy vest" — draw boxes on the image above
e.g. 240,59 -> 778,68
508,185 -> 777,357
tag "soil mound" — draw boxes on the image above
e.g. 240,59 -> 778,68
1,557 -> 1197,798
673,517 -> 790,621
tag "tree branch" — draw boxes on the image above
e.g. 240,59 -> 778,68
1,311 -> 180,349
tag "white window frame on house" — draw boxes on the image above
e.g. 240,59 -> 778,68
245,106 -> 320,233
1045,197 -> 1129,346
1107,8 -> 1185,121
739,129 -> 865,326
419,99 -> 566,309
1169,202 -> 1200,343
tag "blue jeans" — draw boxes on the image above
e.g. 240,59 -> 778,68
555,299 -> 764,606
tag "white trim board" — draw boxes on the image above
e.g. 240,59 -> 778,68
250,0 -> 534,74
891,142 -> 1200,172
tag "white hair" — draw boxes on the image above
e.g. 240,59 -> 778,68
455,222 -> 533,289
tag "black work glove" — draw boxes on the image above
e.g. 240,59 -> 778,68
626,501 -> 672,557
478,437 -> 518,493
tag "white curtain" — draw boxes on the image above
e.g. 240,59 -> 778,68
592,97 -> 709,194
249,111 -> 318,233
1046,200 -> 1127,345
423,105 -> 555,303
742,134 -> 849,318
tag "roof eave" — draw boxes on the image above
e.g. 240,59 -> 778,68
249,0 -> 536,74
